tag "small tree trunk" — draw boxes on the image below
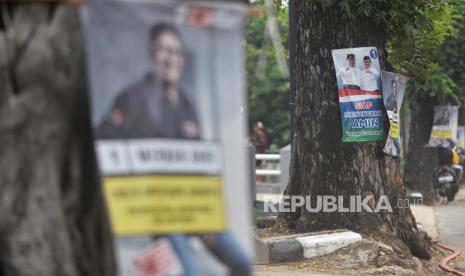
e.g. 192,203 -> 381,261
0,4 -> 115,275
404,95 -> 437,203
283,1 -> 430,259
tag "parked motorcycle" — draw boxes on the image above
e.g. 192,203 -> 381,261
452,164 -> 463,181
436,166 -> 459,202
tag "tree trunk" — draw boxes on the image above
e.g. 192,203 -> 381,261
0,3 -> 115,276
404,95 -> 437,204
283,1 -> 430,259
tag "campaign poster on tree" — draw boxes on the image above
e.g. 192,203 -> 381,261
81,0 -> 252,275
381,71 -> 409,157
429,105 -> 459,147
331,47 -> 384,142
457,126 -> 465,148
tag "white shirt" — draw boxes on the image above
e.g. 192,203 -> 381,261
360,67 -> 379,91
337,66 -> 361,87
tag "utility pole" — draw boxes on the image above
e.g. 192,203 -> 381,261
288,0 -> 296,147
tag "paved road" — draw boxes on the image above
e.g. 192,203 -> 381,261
413,188 -> 465,270
434,188 -> 465,269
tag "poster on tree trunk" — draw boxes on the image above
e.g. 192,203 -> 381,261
331,47 -> 384,142
457,126 -> 465,148
81,0 -> 252,275
381,71 -> 409,157
429,105 -> 459,147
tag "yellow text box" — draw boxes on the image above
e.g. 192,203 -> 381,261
389,120 -> 400,139
431,129 -> 452,139
103,175 -> 226,235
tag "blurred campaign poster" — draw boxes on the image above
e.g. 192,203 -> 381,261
457,126 -> 465,148
331,47 -> 384,142
429,105 -> 459,147
381,71 -> 409,157
81,0 -> 252,275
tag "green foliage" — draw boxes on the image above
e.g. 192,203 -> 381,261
387,0 -> 454,102
421,63 -> 457,101
317,0 -> 444,29
245,0 -> 465,147
435,0 -> 465,104
246,0 -> 290,148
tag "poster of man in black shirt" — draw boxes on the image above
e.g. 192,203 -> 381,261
385,78 -> 398,113
81,0 -> 252,275
429,105 -> 459,147
98,23 -> 200,140
381,71 -> 408,157
434,108 -> 451,126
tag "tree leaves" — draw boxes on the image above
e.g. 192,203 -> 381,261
385,0 -> 455,104
435,0 -> 465,104
246,0 -> 465,146
246,0 -> 290,148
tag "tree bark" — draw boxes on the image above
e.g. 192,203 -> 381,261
0,3 -> 115,276
404,95 -> 437,204
283,1 -> 430,259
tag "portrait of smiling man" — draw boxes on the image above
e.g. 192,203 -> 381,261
98,23 -> 200,140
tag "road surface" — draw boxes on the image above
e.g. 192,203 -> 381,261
434,188 -> 465,270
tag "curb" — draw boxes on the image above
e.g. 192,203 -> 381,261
257,231 -> 362,264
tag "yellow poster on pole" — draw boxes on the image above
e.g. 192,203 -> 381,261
381,72 -> 408,157
429,106 -> 459,147
430,129 -> 453,140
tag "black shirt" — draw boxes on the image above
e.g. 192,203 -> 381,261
97,73 -> 200,140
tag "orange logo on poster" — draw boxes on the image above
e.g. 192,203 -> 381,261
354,101 -> 373,110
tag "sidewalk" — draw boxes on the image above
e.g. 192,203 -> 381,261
254,186 -> 465,275
410,204 -> 438,238
411,188 -> 465,270
255,263 -> 335,276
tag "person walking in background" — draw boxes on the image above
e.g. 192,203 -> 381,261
253,121 -> 268,154
252,121 -> 268,183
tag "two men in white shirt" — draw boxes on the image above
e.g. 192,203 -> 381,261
337,54 -> 379,91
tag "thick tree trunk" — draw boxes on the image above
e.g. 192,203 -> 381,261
404,95 -> 437,204
283,1 -> 430,259
0,4 -> 115,276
